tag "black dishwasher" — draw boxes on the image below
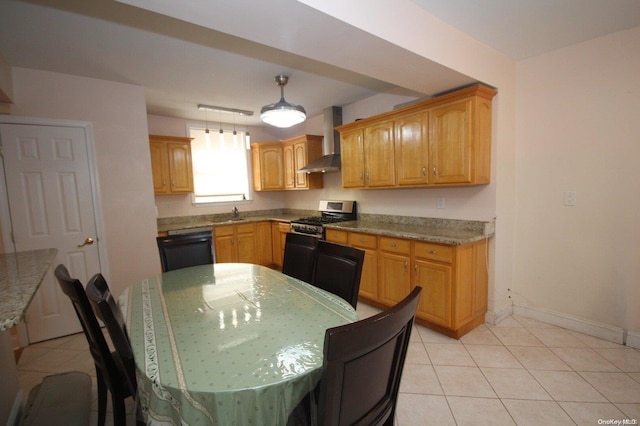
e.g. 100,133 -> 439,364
156,227 -> 214,272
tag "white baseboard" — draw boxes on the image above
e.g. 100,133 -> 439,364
625,329 -> 640,349
8,389 -> 24,426
485,304 -> 513,326
512,302 -> 627,345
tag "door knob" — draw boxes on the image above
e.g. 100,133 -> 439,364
77,237 -> 94,247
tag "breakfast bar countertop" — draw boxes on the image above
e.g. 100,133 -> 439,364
0,248 -> 58,331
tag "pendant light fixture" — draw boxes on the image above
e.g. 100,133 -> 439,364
197,104 -> 254,146
260,75 -> 306,128
244,114 -> 251,149
203,108 -> 211,144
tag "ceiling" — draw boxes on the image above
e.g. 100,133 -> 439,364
0,0 -> 638,126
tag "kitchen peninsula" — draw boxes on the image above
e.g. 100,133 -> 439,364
0,248 -> 58,425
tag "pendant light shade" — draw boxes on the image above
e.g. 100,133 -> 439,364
261,75 -> 306,128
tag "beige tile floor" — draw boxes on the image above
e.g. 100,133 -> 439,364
16,303 -> 640,425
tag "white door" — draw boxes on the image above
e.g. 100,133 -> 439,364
0,123 -> 101,342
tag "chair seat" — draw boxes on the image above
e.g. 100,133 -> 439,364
23,371 -> 92,426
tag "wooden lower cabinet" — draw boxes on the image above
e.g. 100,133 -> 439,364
326,228 -> 489,338
271,221 -> 291,269
378,237 -> 412,306
255,221 -> 273,266
214,223 -> 257,264
348,232 -> 378,300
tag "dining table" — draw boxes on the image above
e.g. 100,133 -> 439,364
119,263 -> 358,426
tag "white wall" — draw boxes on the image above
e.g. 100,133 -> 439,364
514,27 -> 640,344
10,68 -> 160,295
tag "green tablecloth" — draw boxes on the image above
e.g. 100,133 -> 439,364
120,263 -> 357,425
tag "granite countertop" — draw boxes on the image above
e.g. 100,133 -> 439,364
157,212 -> 303,234
0,248 -> 58,331
158,210 -> 494,246
325,215 -> 495,245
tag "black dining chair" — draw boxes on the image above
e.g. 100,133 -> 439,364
85,273 -> 137,396
316,286 -> 422,426
311,240 -> 364,309
282,232 -> 319,283
54,264 -> 134,426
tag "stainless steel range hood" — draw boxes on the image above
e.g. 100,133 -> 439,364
299,106 -> 342,173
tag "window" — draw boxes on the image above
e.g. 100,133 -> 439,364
188,126 -> 252,204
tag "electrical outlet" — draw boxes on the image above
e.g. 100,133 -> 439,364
563,191 -> 576,206
437,197 -> 445,209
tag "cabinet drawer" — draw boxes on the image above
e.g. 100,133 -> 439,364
325,229 -> 348,244
277,222 -> 291,233
349,232 -> 377,249
414,241 -> 453,263
236,223 -> 255,234
214,225 -> 234,237
379,237 -> 411,254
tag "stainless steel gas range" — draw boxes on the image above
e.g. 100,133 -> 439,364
290,200 -> 357,239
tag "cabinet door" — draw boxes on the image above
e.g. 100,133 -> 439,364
150,141 -> 169,194
379,251 -> 411,306
293,142 -> 309,188
349,233 -> 378,300
236,232 -> 256,263
360,249 -> 378,300
340,129 -> 365,188
414,259 -> 452,327
395,112 -> 429,186
260,146 -> 284,190
214,225 -> 236,263
255,221 -> 273,266
283,144 -> 295,189
167,141 -> 193,193
454,241 -> 488,327
364,120 -> 395,187
430,99 -> 472,184
236,223 -> 256,263
271,222 -> 290,268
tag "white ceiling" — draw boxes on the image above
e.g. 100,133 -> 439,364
0,0 -> 638,126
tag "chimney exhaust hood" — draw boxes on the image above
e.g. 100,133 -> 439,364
299,106 -> 342,173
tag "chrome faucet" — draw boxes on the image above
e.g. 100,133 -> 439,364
232,206 -> 239,218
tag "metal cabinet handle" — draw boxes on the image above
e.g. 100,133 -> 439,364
422,167 -> 427,176
433,167 -> 437,176
77,237 -> 94,248
428,249 -> 437,254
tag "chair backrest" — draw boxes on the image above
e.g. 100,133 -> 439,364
85,273 -> 137,395
54,265 -> 127,396
282,232 -> 319,283
312,240 -> 364,308
156,231 -> 214,272
317,286 -> 422,426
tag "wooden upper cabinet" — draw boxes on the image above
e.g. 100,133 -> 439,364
283,143 -> 295,189
251,142 -> 284,191
340,129 -> 366,188
430,99 -> 472,184
149,135 -> 193,194
340,122 -> 395,188
364,120 -> 395,187
251,135 -> 323,191
395,111 -> 429,186
282,135 -> 323,190
337,84 -> 496,189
